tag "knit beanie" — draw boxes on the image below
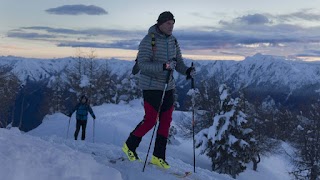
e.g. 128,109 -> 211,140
157,11 -> 175,25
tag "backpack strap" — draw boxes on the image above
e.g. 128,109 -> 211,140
151,33 -> 156,60
151,33 -> 156,49
150,33 -> 178,57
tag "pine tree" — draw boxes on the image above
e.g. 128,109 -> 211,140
184,77 -> 220,135
66,49 -> 101,105
92,60 -> 117,104
195,84 -> 255,178
67,51 -> 86,96
244,93 -> 281,171
47,72 -> 67,114
290,103 -> 320,180
115,73 -> 141,103
0,66 -> 20,128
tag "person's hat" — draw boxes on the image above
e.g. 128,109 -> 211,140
157,11 -> 175,25
80,95 -> 88,101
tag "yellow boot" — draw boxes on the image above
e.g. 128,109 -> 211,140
122,143 -> 141,161
122,133 -> 142,161
150,155 -> 170,169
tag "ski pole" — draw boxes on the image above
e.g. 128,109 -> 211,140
93,119 -> 95,143
66,116 -> 71,139
142,62 -> 174,172
190,62 -> 196,173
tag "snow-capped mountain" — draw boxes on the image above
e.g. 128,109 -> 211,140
2,53 -> 320,109
190,54 -> 320,107
2,54 -> 320,92
0,56 -> 135,82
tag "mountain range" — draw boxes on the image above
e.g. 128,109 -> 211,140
2,53 -> 320,130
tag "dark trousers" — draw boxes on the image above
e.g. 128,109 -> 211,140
74,119 -> 87,140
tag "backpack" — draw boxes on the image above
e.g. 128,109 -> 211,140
131,58 -> 140,75
131,33 -> 177,75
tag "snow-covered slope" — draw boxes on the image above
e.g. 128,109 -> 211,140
0,99 -> 290,180
0,128 -> 122,180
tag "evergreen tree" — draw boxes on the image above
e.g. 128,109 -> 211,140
47,72 -> 68,114
290,103 -> 320,180
184,77 -> 220,135
92,61 -> 117,104
67,52 -> 86,96
66,49 -> 102,105
115,74 -> 141,103
0,67 -> 20,127
195,84 -> 255,178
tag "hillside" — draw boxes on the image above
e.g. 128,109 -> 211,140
0,99 -> 291,180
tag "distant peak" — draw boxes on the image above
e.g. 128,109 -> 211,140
244,53 -> 286,62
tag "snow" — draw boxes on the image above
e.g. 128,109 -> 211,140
80,75 -> 90,88
0,99 -> 294,180
0,128 -> 121,180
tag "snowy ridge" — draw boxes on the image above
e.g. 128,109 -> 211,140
0,56 -> 135,82
2,54 -> 320,93
236,54 -> 320,90
193,53 -> 320,92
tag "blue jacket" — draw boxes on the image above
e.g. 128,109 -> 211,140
71,103 -> 95,121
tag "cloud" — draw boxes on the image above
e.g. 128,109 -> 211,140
7,24 -> 316,52
276,9 -> 320,22
45,5 -> 107,15
173,27 -> 301,51
207,12 -> 320,50
22,26 -> 79,34
296,50 -> 320,57
7,10 -> 320,58
7,31 -> 56,39
236,14 -> 271,25
19,26 -> 144,38
57,40 -> 140,50
220,13 -> 271,26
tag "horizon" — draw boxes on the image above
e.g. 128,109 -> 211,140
2,1 -> 320,61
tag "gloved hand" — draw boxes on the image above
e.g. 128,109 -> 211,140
163,60 -> 177,71
93,115 -> 96,120
186,67 -> 196,80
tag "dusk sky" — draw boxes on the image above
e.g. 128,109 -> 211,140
2,0 -> 320,60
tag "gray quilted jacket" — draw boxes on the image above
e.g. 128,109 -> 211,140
137,24 -> 189,91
